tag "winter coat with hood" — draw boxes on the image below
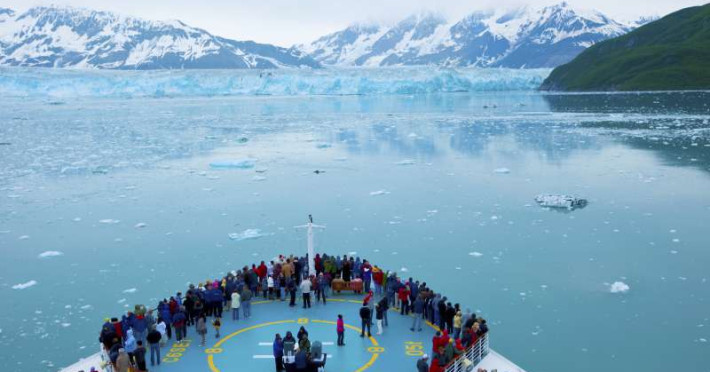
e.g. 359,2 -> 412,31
124,329 -> 137,353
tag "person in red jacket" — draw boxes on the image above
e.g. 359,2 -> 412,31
257,261 -> 268,279
398,284 -> 411,315
431,331 -> 441,353
372,266 -> 384,295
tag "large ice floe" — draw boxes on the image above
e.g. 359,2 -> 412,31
535,194 -> 588,211
228,229 -> 269,241
12,280 -> 38,290
609,281 -> 630,293
209,158 -> 257,169
37,251 -> 63,258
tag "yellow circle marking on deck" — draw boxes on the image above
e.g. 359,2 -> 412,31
208,318 -> 380,372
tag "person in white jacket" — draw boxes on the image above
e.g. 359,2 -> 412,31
300,277 -> 312,309
156,320 -> 167,347
231,290 -> 241,321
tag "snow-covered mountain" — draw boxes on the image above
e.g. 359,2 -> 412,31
0,6 -> 319,69
301,2 -> 639,68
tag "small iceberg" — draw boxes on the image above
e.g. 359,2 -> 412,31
369,190 -> 390,196
38,251 -> 63,259
209,158 -> 257,169
469,251 -> 484,257
99,219 -> 120,224
535,194 -> 588,211
228,229 -> 269,241
609,281 -> 630,293
12,280 -> 38,290
134,222 -> 147,229
493,167 -> 511,174
395,159 -> 416,166
122,288 -> 137,293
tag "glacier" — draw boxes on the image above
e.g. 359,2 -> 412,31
0,67 -> 549,98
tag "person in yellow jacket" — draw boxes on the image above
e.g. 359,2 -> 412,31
453,311 -> 463,339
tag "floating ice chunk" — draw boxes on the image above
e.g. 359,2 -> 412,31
348,251 -> 358,256
252,175 -> 266,181
209,158 -> 257,169
73,217 -> 82,222
117,298 -> 126,304
490,215 -> 499,221
134,222 -> 147,229
400,267 -> 409,272
228,229 -> 269,241
493,168 -> 511,174
609,281 -> 630,293
369,190 -> 390,196
61,323 -> 71,327
18,235 -> 30,240
80,304 -> 92,310
12,280 -> 38,290
469,252 -> 484,257
99,219 -> 120,224
395,159 -> 416,166
535,194 -> 587,211
699,338 -> 708,343
672,238 -> 680,243
38,251 -> 63,259
122,288 -> 137,293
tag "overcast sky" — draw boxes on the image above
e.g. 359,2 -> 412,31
0,0 -> 705,46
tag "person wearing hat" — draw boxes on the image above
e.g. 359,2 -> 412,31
417,354 -> 429,372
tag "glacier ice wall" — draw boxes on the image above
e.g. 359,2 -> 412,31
0,67 -> 549,98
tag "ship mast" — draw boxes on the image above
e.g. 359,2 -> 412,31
296,215 -> 325,277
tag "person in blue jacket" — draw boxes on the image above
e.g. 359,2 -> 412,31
124,329 -> 137,365
132,314 -> 148,345
273,333 -> 284,371
295,348 -> 308,372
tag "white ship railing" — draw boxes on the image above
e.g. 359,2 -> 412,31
444,333 -> 489,372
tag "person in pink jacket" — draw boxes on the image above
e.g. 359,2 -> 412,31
336,314 -> 345,346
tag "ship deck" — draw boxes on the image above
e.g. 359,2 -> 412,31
63,292 -> 525,372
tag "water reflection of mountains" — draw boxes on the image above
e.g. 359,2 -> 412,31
543,93 -> 710,173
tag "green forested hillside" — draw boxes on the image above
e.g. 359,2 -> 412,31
540,4 -> 710,91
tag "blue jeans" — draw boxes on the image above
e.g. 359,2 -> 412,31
232,307 -> 240,320
411,313 -> 423,330
150,343 -> 160,365
243,300 -> 251,318
133,330 -> 146,345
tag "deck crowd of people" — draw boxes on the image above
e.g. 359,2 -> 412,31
95,253 -> 489,372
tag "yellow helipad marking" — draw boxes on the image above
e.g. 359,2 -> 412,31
209,317 -> 380,372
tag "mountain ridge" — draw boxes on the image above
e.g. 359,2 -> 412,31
299,2 -> 643,68
0,6 -> 319,69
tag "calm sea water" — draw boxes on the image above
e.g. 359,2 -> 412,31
1,90 -> 709,372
